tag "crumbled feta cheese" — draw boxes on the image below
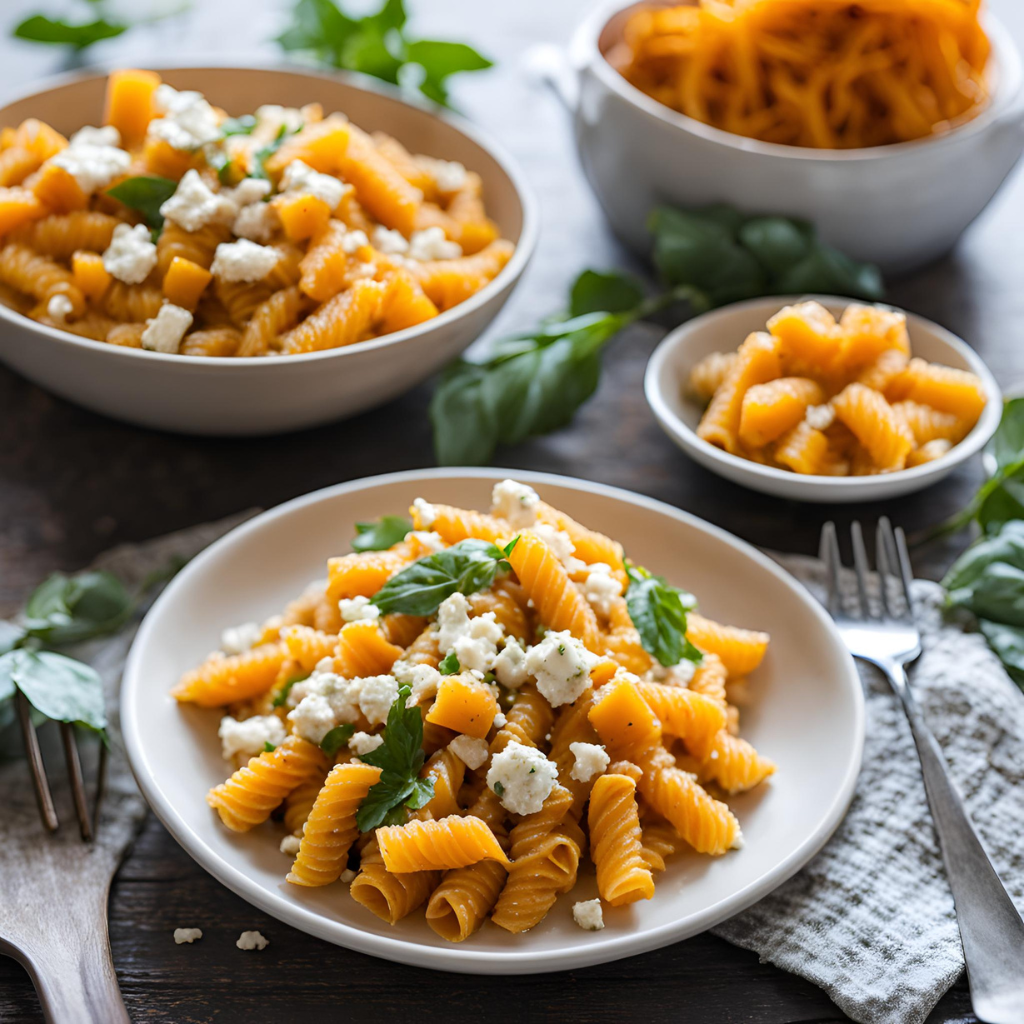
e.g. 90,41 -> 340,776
289,692 -> 336,743
280,834 -> 301,855
102,223 -> 158,285
173,927 -> 203,944
570,741 -> 609,782
486,739 -> 558,815
211,239 -> 280,283
288,663 -> 360,743
731,830 -> 745,850
573,899 -> 604,931
281,159 -> 348,210
226,177 -> 273,207
141,303 -> 193,354
491,479 -> 539,528
407,226 -> 462,261
532,523 -> 586,575
408,530 -> 446,552
372,225 -> 409,254
47,293 -> 73,322
339,868 -> 356,883
218,714 -> 286,761
581,563 -> 623,619
236,930 -> 269,951
232,201 -> 278,243
436,593 -> 504,673
448,734 -> 489,770
349,730 -> 384,756
525,630 -> 598,707
805,403 -> 835,431
645,660 -> 696,686
150,85 -> 221,150
413,498 -> 437,527
393,661 -> 442,706
159,169 -> 235,232
255,104 -> 304,134
340,229 -> 370,254
420,156 -> 467,193
50,131 -> 130,195
492,711 -> 506,728
355,675 -> 400,726
493,637 -> 529,690
221,621 -> 261,655
339,596 -> 380,622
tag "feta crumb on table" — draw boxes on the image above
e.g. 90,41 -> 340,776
102,223 -> 158,285
569,741 -> 609,783
573,899 -> 604,931
236,930 -> 269,951
221,621 -> 261,655
448,733 -> 490,770
490,479 -> 539,528
173,927 -> 203,944
141,304 -> 193,354
486,739 -> 558,815
211,239 -> 281,283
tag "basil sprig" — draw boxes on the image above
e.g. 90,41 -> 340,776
106,176 -> 177,231
352,515 -> 413,553
625,564 -> 702,668
356,686 -> 434,831
321,723 -> 355,755
370,538 -> 518,616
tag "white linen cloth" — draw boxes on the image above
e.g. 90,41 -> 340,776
712,553 -> 1024,1024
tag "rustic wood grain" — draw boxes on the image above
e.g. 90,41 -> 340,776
0,0 -> 1021,1019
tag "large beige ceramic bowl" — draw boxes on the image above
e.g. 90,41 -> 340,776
0,67 -> 536,435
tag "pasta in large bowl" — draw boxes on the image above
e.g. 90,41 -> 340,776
122,469 -> 863,972
0,67 -> 535,434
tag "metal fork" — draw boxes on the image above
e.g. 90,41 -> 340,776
820,519 -> 1024,1024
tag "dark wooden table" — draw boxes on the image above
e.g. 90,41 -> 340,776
2,0 -> 1022,1020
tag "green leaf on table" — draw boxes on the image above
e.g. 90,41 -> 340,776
0,621 -> 25,656
438,652 -> 460,674
625,564 -> 702,668
977,620 -> 1024,689
0,648 -> 106,733
24,570 -> 133,646
106,176 -> 177,230
13,15 -> 127,49
569,269 -> 645,317
405,39 -> 493,106
356,685 -> 433,831
321,723 -> 355,755
352,515 -> 413,552
370,538 -> 518,616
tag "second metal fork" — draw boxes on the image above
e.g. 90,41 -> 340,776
821,519 -> 1024,1024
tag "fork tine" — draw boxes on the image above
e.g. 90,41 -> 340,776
819,521 -> 842,615
894,525 -> 916,618
850,521 -> 874,619
16,692 -> 58,832
93,740 -> 108,837
60,723 -> 94,842
875,520 -> 893,618
878,517 -> 907,619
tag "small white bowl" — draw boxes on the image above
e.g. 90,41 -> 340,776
645,296 -> 1003,504
0,66 -> 537,436
567,1 -> 1024,273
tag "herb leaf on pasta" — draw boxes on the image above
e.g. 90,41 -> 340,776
626,564 -> 702,668
352,515 -> 413,553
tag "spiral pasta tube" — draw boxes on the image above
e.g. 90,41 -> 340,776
100,282 -> 164,323
350,837 -> 441,923
326,538 -> 422,602
172,641 -> 287,706
687,652 -> 728,706
237,284 -> 310,357
0,242 -> 83,315
635,681 -> 727,759
468,578 -> 531,642
10,211 -> 119,259
281,624 -> 340,672
685,616 -> 769,678
156,220 -> 231,276
282,771 -> 327,836
333,621 -> 402,678
377,815 -> 510,873
699,731 -> 776,794
534,501 -> 627,584
588,773 -> 655,906
409,502 -> 507,545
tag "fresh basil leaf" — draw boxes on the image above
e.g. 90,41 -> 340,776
106,176 -> 178,230
321,723 -> 355,755
263,741 -> 277,753
24,570 -> 133,646
405,39 -> 493,105
493,780 -> 504,797
737,217 -> 812,273
977,619 -> 1024,689
625,564 -> 702,668
277,0 -> 358,56
569,269 -> 645,318
370,538 -> 517,616
774,242 -> 884,302
352,515 -> 413,553
220,114 -> 258,137
0,649 -> 106,733
429,362 -> 500,466
989,398 -> 1024,474
13,15 -> 127,49
0,621 -> 25,656
438,652 -> 460,674
272,673 -> 308,708
341,23 -> 403,84
356,685 -> 433,831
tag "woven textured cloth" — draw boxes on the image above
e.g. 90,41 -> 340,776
712,553 -> 1024,1024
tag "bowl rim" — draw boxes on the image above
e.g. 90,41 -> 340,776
121,466 -> 865,974
571,0 -> 1022,164
644,294 -> 1004,494
0,61 -> 539,368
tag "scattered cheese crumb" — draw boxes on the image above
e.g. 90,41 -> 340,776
340,868 -> 356,884
280,834 -> 301,855
486,739 -> 558,815
413,497 -> 438,527
532,523 -> 586,575
339,596 -> 381,622
150,85 -> 221,150
236,930 -> 269,951
159,169 -> 235,232
491,479 -> 539,528
141,303 -> 193,354
493,637 -> 529,690
281,159 -> 348,210
581,564 -> 623,620
348,730 -> 384,756
232,195 -> 278,243
448,734 -> 489,770
70,125 -> 121,148
436,592 -> 504,673
805,403 -> 835,431
46,293 -> 73,323
407,226 -> 462,261
356,675 -> 400,727
573,899 -> 604,931
173,927 -> 203,944
221,621 -> 261,655
218,714 -> 286,761
372,225 -> 409,254
492,711 -> 507,728
225,177 -> 273,207
211,239 -> 280,283
525,630 -> 598,707
420,156 -> 467,193
50,127 -> 130,195
570,741 -> 609,782
102,223 -> 158,285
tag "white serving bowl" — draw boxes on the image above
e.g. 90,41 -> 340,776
0,66 -> 537,436
568,1 -> 1024,274
645,296 -> 1003,503
122,468 -> 863,974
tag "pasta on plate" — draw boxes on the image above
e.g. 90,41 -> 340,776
609,0 -> 991,149
689,301 -> 987,475
0,69 -> 514,356
173,480 -> 775,940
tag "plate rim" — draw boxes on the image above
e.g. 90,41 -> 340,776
122,467 -> 865,974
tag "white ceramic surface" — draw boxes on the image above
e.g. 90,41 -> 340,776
122,468 -> 864,975
0,67 -> 537,436
567,1 -> 1024,274
645,296 -> 1003,503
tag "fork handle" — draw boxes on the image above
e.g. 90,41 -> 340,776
890,663 -> 1024,1024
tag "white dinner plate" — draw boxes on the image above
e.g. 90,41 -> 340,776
122,469 -> 864,974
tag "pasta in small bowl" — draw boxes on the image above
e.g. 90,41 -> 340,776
645,296 -> 1002,502
0,66 -> 536,434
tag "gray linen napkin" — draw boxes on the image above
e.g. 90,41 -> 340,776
712,553 -> 1024,1024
